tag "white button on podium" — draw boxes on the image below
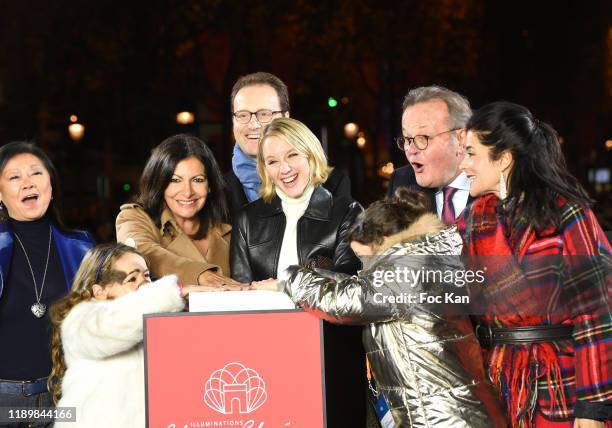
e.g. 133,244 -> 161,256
188,290 -> 296,312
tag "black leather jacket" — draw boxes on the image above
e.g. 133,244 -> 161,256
230,186 -> 362,282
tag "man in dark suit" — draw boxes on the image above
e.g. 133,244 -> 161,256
387,85 -> 474,223
224,72 -> 350,219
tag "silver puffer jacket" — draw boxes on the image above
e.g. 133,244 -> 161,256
283,213 -> 502,427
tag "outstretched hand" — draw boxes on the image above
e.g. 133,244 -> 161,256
197,270 -> 248,290
181,282 -> 253,296
251,278 -> 281,292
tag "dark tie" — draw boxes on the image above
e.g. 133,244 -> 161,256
441,186 -> 457,225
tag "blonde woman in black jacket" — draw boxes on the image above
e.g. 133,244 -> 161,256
229,117 -> 364,428
230,117 -> 361,282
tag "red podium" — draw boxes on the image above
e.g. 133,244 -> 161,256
144,309 -> 326,427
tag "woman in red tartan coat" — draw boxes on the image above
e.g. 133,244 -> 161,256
456,102 -> 611,427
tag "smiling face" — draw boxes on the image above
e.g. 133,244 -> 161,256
262,135 -> 311,198
232,84 -> 287,158
401,99 -> 465,188
95,252 -> 151,300
163,156 -> 208,223
460,131 -> 508,197
0,153 -> 53,222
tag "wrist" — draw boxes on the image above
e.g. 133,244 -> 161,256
198,270 -> 213,286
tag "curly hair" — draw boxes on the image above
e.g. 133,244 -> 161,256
349,187 -> 429,248
47,243 -> 147,403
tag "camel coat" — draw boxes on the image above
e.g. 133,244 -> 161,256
116,204 -> 231,284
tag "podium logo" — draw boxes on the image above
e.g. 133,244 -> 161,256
203,362 -> 268,415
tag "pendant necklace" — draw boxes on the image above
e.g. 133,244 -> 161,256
13,226 -> 52,318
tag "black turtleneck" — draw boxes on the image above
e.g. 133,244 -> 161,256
0,216 -> 66,380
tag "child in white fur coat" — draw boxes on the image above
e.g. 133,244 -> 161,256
48,243 -> 199,428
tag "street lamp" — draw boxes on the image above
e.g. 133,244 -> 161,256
379,162 -> 394,178
68,115 -> 85,142
356,131 -> 366,148
344,122 -> 359,139
176,111 -> 195,125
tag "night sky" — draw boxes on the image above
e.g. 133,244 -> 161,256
1,0 -> 610,240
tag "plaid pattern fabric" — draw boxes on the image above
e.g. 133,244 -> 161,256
457,193 -> 611,426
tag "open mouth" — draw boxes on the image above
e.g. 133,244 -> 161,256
411,162 -> 424,173
176,199 -> 197,206
281,174 -> 298,185
246,134 -> 261,142
21,194 -> 39,203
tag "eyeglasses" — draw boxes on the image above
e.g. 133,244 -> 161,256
232,109 -> 284,124
395,128 -> 461,151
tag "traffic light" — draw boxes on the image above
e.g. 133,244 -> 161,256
327,97 -> 338,108
122,183 -> 132,192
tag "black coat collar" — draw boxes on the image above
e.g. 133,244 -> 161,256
249,186 -> 333,221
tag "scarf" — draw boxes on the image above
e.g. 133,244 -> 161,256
232,145 -> 261,202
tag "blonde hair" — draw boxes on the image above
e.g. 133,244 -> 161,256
48,243 -> 147,404
257,118 -> 331,202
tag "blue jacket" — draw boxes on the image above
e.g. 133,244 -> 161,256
0,222 -> 95,298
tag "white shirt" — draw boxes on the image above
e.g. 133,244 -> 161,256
276,186 -> 315,280
434,172 -> 470,220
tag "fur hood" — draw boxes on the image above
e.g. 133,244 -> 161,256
377,213 -> 452,255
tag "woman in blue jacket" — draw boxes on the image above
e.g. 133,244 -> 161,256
0,142 -> 94,424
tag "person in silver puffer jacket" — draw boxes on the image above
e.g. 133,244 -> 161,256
254,188 -> 505,427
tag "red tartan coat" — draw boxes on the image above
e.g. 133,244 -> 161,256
457,193 -> 611,426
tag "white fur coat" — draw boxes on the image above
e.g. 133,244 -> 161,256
55,275 -> 185,428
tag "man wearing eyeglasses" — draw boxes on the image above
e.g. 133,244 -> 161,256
387,85 -> 473,225
224,72 -> 351,218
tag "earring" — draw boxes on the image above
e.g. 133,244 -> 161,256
499,171 -> 507,200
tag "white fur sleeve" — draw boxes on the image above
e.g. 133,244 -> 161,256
61,275 -> 184,360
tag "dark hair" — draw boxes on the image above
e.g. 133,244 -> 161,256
230,72 -> 290,113
136,134 -> 229,237
467,101 -> 592,229
349,188 -> 429,247
0,141 -> 68,231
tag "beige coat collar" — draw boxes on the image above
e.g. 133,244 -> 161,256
160,207 -> 231,238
